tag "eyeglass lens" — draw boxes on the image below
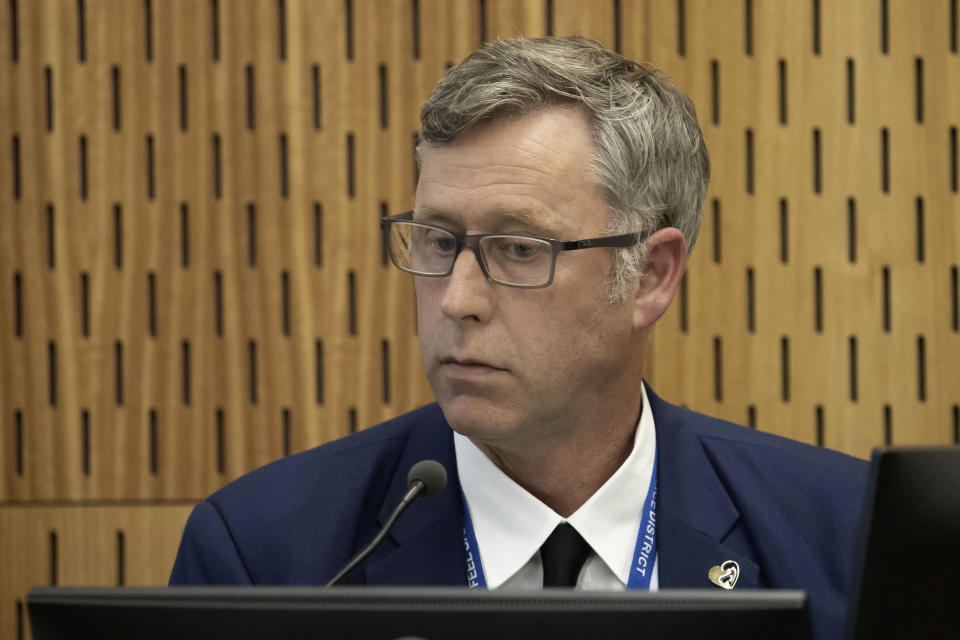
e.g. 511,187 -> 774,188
389,222 -> 554,286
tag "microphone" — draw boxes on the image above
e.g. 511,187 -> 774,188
325,460 -> 448,587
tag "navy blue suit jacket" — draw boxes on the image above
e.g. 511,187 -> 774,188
170,389 -> 868,640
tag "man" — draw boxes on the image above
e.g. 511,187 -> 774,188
171,36 -> 867,640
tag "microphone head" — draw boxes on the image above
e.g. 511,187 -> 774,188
407,460 -> 448,498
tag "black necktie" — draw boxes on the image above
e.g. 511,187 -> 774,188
540,522 -> 591,587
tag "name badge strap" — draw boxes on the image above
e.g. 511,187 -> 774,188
626,451 -> 658,590
461,489 -> 487,589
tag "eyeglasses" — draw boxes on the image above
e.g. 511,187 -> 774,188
379,211 -> 646,289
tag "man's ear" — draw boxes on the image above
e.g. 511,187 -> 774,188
632,227 -> 687,329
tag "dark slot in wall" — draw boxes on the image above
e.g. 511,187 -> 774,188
212,134 -> 222,199
915,57 -> 924,123
282,408 -> 291,457
49,530 -> 58,585
10,0 -> 19,62
812,128 -> 822,194
315,339 -> 324,404
882,266 -> 891,332
679,272 -> 688,333
712,199 -> 722,263
677,0 -> 686,56
111,66 -> 121,130
916,198 -> 925,263
812,0 -> 821,54
215,408 -> 225,473
114,203 -> 123,268
114,341 -> 123,406
314,202 -> 323,267
247,204 -> 257,267
144,0 -> 153,61
713,336 -> 723,402
77,0 -> 86,62
12,135 -> 20,200
846,59 -> 855,124
849,336 -> 858,402
277,0 -> 286,61
245,65 -> 255,130
780,337 -> 790,402
778,59 -> 787,124
710,60 -> 719,125
182,341 -> 191,405
116,530 -> 125,585
779,199 -> 789,263
813,267 -> 823,332
48,341 -> 57,407
411,0 -> 421,59
880,0 -> 889,54
346,132 -> 355,198
148,408 -> 158,475
147,272 -> 156,336
312,65 -> 322,130
47,204 -> 56,268
883,404 -> 893,444
15,409 -> 24,476
344,0 -> 353,60
79,135 -> 88,200
45,66 -> 53,131
249,341 -> 258,405
180,203 -> 189,268
80,272 -> 90,336
281,271 -> 291,337
213,271 -> 223,336
382,340 -> 391,404
347,271 -> 357,335
916,335 -> 926,402
279,133 -> 288,198
378,64 -> 389,129
14,272 -> 22,338
815,405 -> 824,446
880,128 -> 890,193
847,198 -> 857,263
81,409 -> 90,474
211,0 -> 220,61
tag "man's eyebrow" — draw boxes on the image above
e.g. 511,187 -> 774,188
412,207 -> 563,238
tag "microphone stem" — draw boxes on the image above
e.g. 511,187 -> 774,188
324,481 -> 425,587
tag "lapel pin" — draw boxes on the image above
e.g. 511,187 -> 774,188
708,560 -> 740,590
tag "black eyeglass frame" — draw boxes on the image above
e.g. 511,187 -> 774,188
379,210 -> 648,289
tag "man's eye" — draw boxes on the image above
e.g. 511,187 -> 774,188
493,238 -> 546,261
431,235 -> 456,252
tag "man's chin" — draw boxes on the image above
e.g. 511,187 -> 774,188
437,395 -> 518,440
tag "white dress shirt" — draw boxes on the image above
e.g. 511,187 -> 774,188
454,382 -> 658,590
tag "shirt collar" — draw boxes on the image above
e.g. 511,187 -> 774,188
454,382 -> 657,588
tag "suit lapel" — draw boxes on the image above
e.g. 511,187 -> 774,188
361,410 -> 468,586
649,389 -> 760,590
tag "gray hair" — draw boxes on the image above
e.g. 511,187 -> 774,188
418,36 -> 710,301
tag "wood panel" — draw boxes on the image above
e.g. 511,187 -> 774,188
0,503 -> 192,640
1,1 -> 958,636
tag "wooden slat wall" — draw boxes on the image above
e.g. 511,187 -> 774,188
0,1 -> 957,637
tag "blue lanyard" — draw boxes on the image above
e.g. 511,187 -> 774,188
462,450 -> 658,590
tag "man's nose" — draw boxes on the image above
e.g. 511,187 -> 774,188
438,248 -> 494,323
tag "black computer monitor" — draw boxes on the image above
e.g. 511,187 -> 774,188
29,585 -> 811,640
844,446 -> 960,640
